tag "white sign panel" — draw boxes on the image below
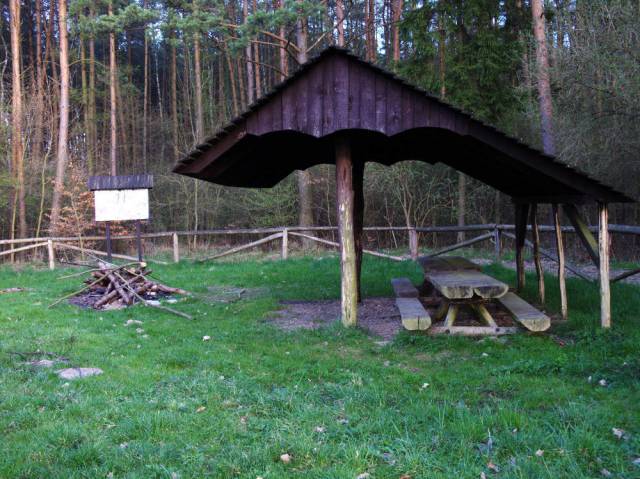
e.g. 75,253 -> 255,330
94,189 -> 150,222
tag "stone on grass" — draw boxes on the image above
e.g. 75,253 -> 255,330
280,453 -> 291,464
124,319 -> 143,326
56,367 -> 103,380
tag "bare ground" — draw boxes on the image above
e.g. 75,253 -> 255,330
267,296 -> 519,340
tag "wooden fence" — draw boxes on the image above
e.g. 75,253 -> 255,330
1,224 -> 639,279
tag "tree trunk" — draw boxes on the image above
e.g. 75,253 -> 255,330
243,0 -> 255,105
392,0 -> 403,62
366,0 -> 377,60
336,0 -> 345,46
9,0 -> 26,238
531,0 -> 555,155
171,35 -> 179,160
88,11 -> 97,172
296,14 -> 314,245
49,0 -> 70,234
142,2 -> 149,168
109,2 -> 117,176
194,34 -> 204,141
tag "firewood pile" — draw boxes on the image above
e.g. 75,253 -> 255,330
51,260 -> 192,319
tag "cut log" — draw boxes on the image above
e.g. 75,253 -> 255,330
396,297 -> 431,330
391,277 -> 419,298
428,326 -> 518,336
497,292 -> 550,332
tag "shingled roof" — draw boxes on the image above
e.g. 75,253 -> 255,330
173,47 -> 633,204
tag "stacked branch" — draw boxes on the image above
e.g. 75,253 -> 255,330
51,261 -> 191,319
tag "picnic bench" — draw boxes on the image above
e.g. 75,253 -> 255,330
392,256 -> 550,335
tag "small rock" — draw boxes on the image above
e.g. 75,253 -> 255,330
383,360 -> 391,367
124,319 -> 143,326
166,298 -> 178,304
280,453 -> 291,464
374,340 -> 389,347
202,336 -> 211,341
420,382 -> 430,390
600,468 -> 612,477
314,426 -> 325,433
119,442 -> 128,449
356,473 -> 370,479
146,300 -> 161,306
612,428 -> 626,440
535,449 -> 544,457
598,379 -> 608,387
135,328 -> 145,334
481,352 -> 489,357
56,367 -> 103,380
196,406 -> 206,413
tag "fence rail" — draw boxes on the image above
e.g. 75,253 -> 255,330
2,224 -> 639,273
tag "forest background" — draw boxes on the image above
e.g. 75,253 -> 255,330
1,0 -> 638,243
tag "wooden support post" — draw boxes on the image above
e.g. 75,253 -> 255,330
47,240 -> 55,270
105,222 -> 113,262
563,203 -> 599,267
281,228 -> 288,260
530,204 -> 545,305
353,161 -> 364,303
599,203 -> 611,328
409,228 -> 419,261
136,220 -> 143,262
552,204 -> 568,320
515,203 -> 530,292
336,138 -> 358,327
494,227 -> 501,262
172,233 -> 180,263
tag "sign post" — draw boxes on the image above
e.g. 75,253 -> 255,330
88,175 -> 153,262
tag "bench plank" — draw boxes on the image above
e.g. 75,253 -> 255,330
396,297 -> 431,330
391,277 -> 419,298
498,292 -> 551,332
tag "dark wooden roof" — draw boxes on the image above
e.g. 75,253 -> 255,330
173,47 -> 632,204
88,174 -> 153,190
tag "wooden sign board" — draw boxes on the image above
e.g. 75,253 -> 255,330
88,174 -> 153,223
94,189 -> 149,222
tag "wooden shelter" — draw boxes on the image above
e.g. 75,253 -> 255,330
174,47 -> 633,328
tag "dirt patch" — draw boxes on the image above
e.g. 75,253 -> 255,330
268,296 -> 519,340
268,297 -> 401,340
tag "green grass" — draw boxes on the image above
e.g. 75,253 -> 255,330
1,256 -> 639,478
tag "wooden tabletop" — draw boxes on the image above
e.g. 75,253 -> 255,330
421,257 -> 508,300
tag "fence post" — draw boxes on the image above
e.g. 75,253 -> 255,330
281,228 -> 288,260
409,228 -> 418,260
172,233 -> 180,263
494,227 -> 501,262
47,240 -> 55,270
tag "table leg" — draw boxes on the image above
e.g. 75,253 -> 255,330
434,300 -> 450,321
444,304 -> 459,327
471,303 -> 498,327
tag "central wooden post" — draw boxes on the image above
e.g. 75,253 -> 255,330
336,138 -> 358,327
353,161 -> 365,303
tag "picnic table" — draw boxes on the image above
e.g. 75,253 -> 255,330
420,256 -> 508,328
418,256 -> 550,332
